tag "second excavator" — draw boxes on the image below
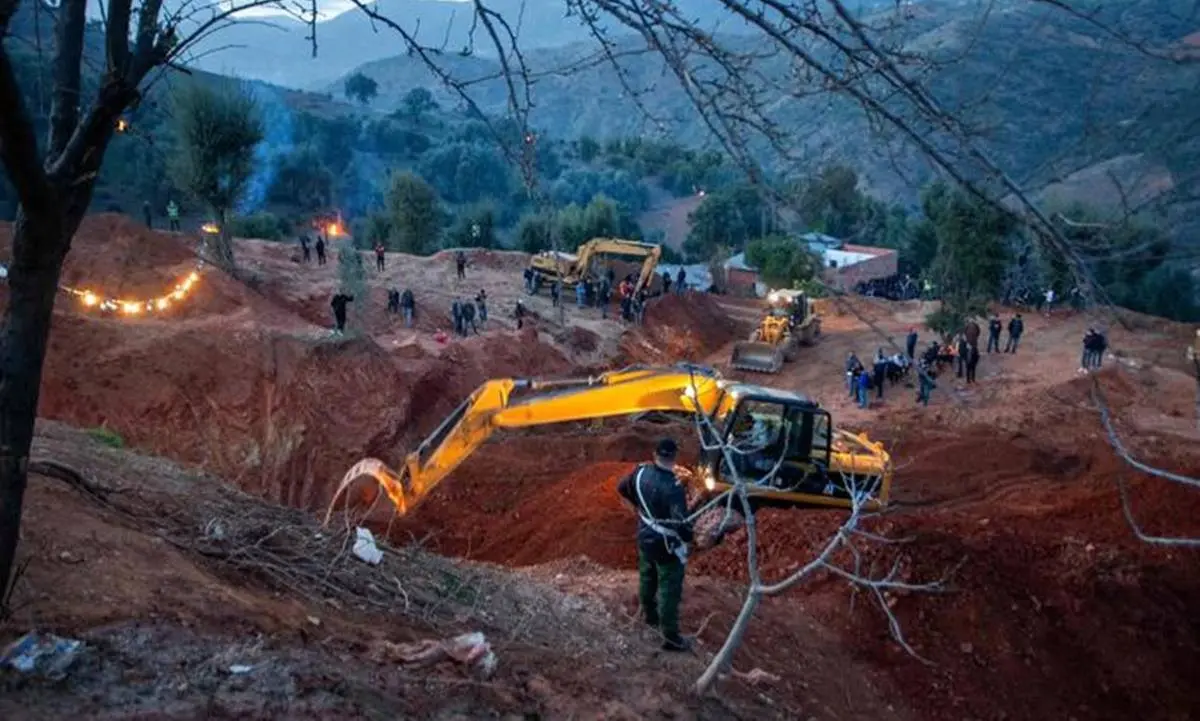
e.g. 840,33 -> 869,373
328,364 -> 891,526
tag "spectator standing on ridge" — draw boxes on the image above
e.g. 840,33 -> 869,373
455,250 -> 467,280
315,235 -> 327,265
917,362 -> 936,406
1043,288 -> 1056,317
514,299 -> 527,329
462,299 -> 478,335
451,298 -> 464,337
550,278 -> 561,307
905,328 -> 918,359
675,268 -> 686,294
599,278 -> 612,319
1004,313 -> 1024,353
374,242 -> 386,272
330,292 -> 354,335
300,235 -> 311,263
956,334 -> 970,378
845,352 -> 862,398
987,314 -> 1003,353
166,199 -> 180,231
662,270 -> 672,295
386,289 -> 400,314
965,343 -> 980,384
475,289 -> 488,323
142,200 -> 153,228
400,288 -> 415,328
872,349 -> 888,400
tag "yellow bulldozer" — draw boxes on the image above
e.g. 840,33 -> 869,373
730,289 -> 822,374
528,237 -> 662,293
329,363 -> 891,525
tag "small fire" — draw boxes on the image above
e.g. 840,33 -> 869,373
201,222 -> 220,234
116,118 -> 129,133
121,301 -> 141,315
155,297 -> 170,311
81,291 -> 98,307
327,222 -> 342,237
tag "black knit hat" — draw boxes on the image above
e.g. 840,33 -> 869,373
656,438 -> 678,460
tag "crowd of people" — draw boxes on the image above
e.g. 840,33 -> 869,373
311,242 -> 684,337
842,310 -> 1112,408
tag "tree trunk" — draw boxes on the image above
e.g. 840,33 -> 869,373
214,206 -> 236,271
0,209 -> 68,599
1193,356 -> 1199,433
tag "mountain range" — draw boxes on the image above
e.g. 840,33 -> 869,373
310,0 -> 1200,220
188,0 -> 765,89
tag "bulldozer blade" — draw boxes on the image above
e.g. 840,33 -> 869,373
730,342 -> 783,373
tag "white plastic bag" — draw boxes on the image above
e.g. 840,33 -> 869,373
352,526 -> 383,565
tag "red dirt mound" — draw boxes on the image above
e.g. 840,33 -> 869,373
0,214 -> 258,320
620,292 -> 740,363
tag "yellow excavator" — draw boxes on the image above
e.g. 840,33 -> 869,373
328,364 -> 891,525
528,237 -> 662,293
730,289 -> 822,374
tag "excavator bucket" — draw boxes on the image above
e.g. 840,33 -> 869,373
730,341 -> 784,373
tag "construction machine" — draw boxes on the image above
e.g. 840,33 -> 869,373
528,237 -> 662,293
730,289 -> 822,374
328,364 -> 891,524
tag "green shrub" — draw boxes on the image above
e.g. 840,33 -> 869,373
229,212 -> 292,241
86,426 -> 125,448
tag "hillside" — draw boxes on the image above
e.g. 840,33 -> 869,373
336,0 -> 1200,216
0,1 -> 719,249
1,215 -> 1199,719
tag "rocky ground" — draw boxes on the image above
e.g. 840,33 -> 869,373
1,214 -> 1198,720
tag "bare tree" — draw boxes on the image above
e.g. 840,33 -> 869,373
0,0 -> 291,602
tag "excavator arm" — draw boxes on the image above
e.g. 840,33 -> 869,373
327,365 -> 729,520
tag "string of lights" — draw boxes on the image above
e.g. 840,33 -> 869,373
60,223 -> 217,316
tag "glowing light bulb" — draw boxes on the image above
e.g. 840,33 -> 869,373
188,272 -> 199,284
81,292 -> 98,307
121,301 -> 141,314
156,297 -> 169,310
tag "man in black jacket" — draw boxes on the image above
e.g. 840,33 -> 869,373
400,288 -> 415,327
956,335 -> 970,378
905,328 -> 918,359
965,343 -> 980,384
330,293 -> 353,334
617,438 -> 693,652
1004,314 -> 1025,353
987,315 -> 1003,353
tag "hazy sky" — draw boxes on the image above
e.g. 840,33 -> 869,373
218,0 -> 469,20
83,0 -> 460,22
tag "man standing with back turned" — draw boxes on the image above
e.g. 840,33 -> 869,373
617,439 -> 694,652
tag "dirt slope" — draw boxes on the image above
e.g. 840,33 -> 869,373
8,423 -> 885,720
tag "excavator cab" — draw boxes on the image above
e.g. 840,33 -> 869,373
697,387 -> 879,510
